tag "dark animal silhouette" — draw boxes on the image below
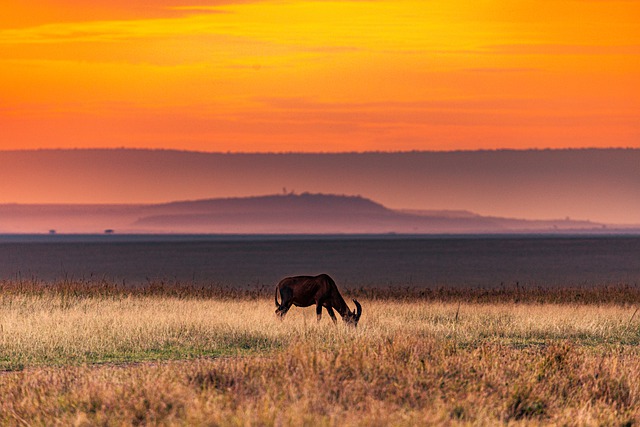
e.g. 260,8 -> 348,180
274,274 -> 362,326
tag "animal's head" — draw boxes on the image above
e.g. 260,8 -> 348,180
344,299 -> 362,327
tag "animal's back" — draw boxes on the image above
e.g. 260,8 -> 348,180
278,274 -> 333,289
276,274 -> 334,307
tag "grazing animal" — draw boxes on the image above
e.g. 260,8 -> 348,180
274,274 -> 362,326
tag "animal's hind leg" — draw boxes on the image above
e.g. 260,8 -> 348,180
316,302 -> 323,322
275,287 -> 293,320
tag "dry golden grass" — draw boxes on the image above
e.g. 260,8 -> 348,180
0,283 -> 639,425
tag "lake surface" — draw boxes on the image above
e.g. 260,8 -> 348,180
0,235 -> 639,288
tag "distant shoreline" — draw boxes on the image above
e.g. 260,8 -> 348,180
2,232 -> 640,243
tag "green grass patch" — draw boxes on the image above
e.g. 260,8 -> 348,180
0,331 -> 283,370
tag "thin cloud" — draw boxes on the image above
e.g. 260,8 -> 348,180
0,18 -> 217,44
487,44 -> 640,55
466,67 -> 541,73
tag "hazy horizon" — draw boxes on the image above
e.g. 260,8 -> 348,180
1,148 -> 639,226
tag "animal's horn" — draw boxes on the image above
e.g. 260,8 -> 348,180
353,299 -> 362,321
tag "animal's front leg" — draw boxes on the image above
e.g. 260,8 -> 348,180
326,307 -> 338,325
316,302 -> 323,322
316,298 -> 326,322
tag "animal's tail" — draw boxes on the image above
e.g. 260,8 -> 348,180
274,286 -> 281,309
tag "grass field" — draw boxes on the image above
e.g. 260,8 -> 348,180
1,281 -> 639,425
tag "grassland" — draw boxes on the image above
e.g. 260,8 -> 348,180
0,281 -> 640,425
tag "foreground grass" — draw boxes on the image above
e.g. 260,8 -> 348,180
0,283 -> 640,425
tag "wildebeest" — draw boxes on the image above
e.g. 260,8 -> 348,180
274,274 -> 362,326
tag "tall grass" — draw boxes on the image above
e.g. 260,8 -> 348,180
3,278 -> 640,303
0,282 -> 639,425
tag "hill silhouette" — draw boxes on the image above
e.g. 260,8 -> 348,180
0,193 -> 620,234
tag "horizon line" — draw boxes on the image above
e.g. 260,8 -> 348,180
1,146 -> 639,155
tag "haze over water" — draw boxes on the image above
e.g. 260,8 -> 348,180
1,235 -> 639,289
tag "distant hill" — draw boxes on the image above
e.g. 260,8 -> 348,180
0,193 -> 624,234
1,148 -> 639,225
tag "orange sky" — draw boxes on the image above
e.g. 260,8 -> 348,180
1,0 -> 639,152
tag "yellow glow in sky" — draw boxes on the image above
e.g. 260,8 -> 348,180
1,0 -> 639,151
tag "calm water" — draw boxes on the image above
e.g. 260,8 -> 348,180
0,235 -> 639,288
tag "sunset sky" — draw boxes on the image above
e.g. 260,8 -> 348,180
1,0 -> 639,152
